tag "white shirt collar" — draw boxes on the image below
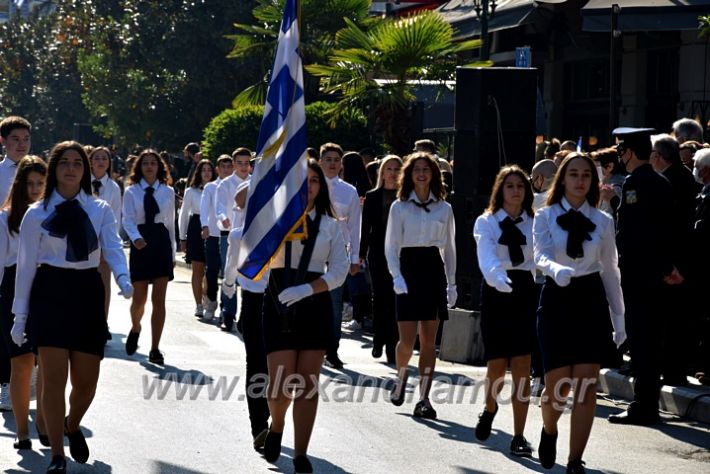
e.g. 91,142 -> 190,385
91,173 -> 110,185
48,189 -> 90,206
407,191 -> 436,204
325,175 -> 340,187
0,157 -> 17,168
140,178 -> 159,191
493,208 -> 527,222
560,197 -> 591,216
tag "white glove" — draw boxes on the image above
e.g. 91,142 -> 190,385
492,274 -> 513,293
393,276 -> 408,295
611,313 -> 626,348
278,283 -> 314,307
446,284 -> 457,308
554,265 -> 575,287
117,274 -> 134,299
222,282 -> 236,299
11,313 -> 28,346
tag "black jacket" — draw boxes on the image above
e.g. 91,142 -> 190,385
662,162 -> 702,276
359,187 -> 397,262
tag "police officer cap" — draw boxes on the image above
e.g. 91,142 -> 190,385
612,127 -> 655,158
184,142 -> 200,155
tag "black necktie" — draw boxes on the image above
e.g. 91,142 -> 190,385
41,199 -> 99,262
498,216 -> 526,266
556,208 -> 597,259
144,186 -> 159,224
412,199 -> 434,213
92,179 -> 102,196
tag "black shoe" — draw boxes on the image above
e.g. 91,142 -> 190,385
567,459 -> 586,474
125,330 -> 140,355
509,434 -> 533,457
46,455 -> 66,473
106,328 -> 112,341
293,455 -> 314,473
474,403 -> 498,441
608,409 -> 660,425
372,346 -> 383,359
385,347 -> 396,365
389,375 -> 408,407
538,426 -> 557,469
13,437 -> 31,450
413,399 -> 437,419
220,323 -> 234,332
324,354 -> 344,369
253,428 -> 268,452
64,417 -> 89,463
263,428 -> 282,463
37,426 -> 50,447
148,349 -> 165,365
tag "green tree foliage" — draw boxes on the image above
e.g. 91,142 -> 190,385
202,102 -> 370,160
307,11 -> 479,155
228,0 -> 371,107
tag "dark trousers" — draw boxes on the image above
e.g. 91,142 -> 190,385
623,280 -> 663,414
369,257 -> 398,357
204,236 -> 221,302
241,290 -> 270,437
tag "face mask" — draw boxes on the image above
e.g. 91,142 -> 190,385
693,166 -> 704,184
596,166 -> 604,181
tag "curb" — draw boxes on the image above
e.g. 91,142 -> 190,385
598,368 -> 710,424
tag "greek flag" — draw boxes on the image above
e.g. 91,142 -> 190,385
238,0 -> 308,280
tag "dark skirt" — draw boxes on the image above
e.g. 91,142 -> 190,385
262,270 -> 332,354
480,270 -> 537,361
27,265 -> 106,358
185,214 -> 205,263
537,272 -> 616,373
129,222 -> 174,282
395,247 -> 448,321
0,265 -> 32,358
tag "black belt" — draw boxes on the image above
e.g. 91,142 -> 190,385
220,230 -> 229,236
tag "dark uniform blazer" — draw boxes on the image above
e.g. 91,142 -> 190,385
694,190 -> 710,282
617,163 -> 676,284
359,187 -> 396,263
662,162 -> 702,276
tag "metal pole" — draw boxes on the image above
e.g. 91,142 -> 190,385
609,4 -> 620,134
480,0 -> 490,61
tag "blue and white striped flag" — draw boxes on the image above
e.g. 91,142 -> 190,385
238,0 -> 308,280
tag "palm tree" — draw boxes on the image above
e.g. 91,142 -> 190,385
306,10 -> 480,155
227,0 -> 371,107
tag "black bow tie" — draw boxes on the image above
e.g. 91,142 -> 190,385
412,198 -> 434,212
41,199 -> 98,262
498,216 -> 526,266
556,207 -> 596,259
92,179 -> 102,196
144,186 -> 159,224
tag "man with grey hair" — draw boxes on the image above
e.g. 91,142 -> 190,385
672,118 -> 704,144
692,149 -> 710,385
530,159 -> 557,211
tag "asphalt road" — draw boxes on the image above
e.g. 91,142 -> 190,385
1,264 -> 708,473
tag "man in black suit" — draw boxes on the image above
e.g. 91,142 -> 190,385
691,149 -> 710,384
609,128 -> 684,425
649,134 -> 701,386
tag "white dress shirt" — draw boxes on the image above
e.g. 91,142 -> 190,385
533,197 -> 624,321
385,191 -> 456,284
13,190 -> 129,315
473,208 -> 535,286
0,157 -> 19,206
270,210 -> 349,291
122,179 -> 176,260
200,179 -> 221,237
0,210 -> 19,283
216,173 -> 249,231
179,186 -> 202,240
325,176 -> 361,264
91,173 -> 122,234
224,226 -> 268,294
532,192 -> 548,212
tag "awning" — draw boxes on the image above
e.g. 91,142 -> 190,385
582,0 -> 710,32
436,0 -> 567,39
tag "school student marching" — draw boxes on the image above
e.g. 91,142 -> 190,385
122,150 -> 176,365
89,146 -> 122,340
261,160 -> 348,473
179,159 -> 215,318
11,141 -> 133,473
533,152 -> 626,474
385,152 -> 456,419
472,165 -> 536,456
0,156 -> 47,451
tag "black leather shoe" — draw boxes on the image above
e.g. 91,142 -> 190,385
538,426 -> 557,469
474,403 -> 498,441
65,417 -> 89,463
148,349 -> 165,365
413,399 -> 437,419
293,455 -> 314,473
324,354 -> 344,369
106,328 -> 112,341
509,434 -> 533,457
567,459 -> 587,474
46,455 -> 66,473
263,428 -> 282,463
253,428 -> 268,452
608,409 -> 660,426
371,346 -> 383,359
389,375 -> 408,407
125,331 -> 140,355
37,425 -> 50,447
220,322 -> 233,332
13,437 -> 31,450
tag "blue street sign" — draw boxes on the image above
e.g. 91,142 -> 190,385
515,47 -> 531,68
